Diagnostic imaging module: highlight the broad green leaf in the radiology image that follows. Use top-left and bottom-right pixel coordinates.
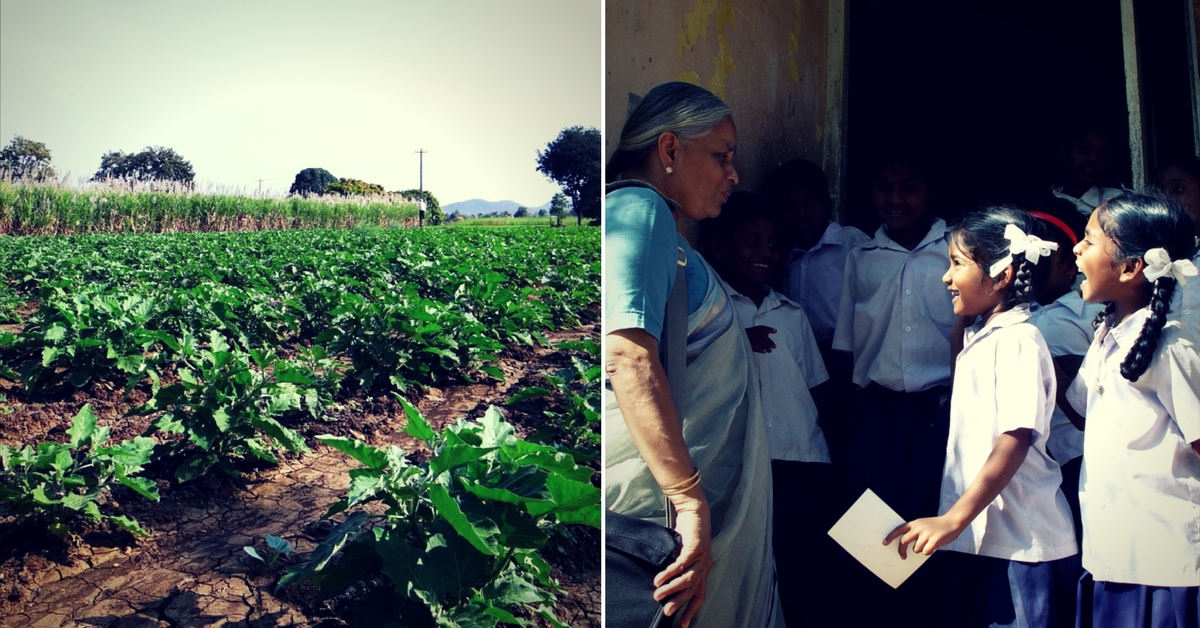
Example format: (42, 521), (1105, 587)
(427, 483), (499, 557)
(244, 546), (265, 563)
(480, 365), (505, 380)
(116, 470), (160, 501)
(505, 387), (550, 405)
(266, 534), (294, 554)
(106, 514), (151, 537)
(430, 443), (494, 476)
(250, 416), (308, 453)
(483, 571), (546, 606)
(347, 471), (383, 507)
(213, 407), (231, 432)
(61, 493), (89, 511)
(66, 404), (98, 448)
(176, 453), (217, 483)
(525, 474), (600, 527)
(44, 324), (67, 342)
(316, 435), (388, 470)
(396, 395), (434, 443)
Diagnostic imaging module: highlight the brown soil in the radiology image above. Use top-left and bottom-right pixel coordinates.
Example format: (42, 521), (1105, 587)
(0, 325), (600, 627)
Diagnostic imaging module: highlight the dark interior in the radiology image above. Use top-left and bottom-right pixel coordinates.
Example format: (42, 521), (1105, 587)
(845, 0), (1135, 231)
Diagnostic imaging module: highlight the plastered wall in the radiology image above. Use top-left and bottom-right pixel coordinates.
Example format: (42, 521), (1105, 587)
(605, 0), (831, 194)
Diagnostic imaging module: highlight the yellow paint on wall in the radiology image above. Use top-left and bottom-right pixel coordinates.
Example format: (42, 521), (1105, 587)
(675, 70), (703, 86)
(708, 0), (736, 99)
(678, 0), (718, 58)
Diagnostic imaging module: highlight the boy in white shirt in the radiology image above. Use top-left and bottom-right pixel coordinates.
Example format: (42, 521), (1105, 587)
(702, 192), (835, 628)
(767, 159), (869, 464)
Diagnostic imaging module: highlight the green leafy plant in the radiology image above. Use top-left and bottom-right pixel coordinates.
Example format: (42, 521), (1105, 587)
(507, 338), (600, 459)
(280, 400), (599, 627)
(0, 404), (158, 538)
(244, 533), (296, 569)
(132, 330), (310, 482)
(12, 284), (164, 394)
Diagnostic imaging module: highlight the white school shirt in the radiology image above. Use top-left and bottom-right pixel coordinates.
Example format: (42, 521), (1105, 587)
(1051, 185), (1122, 217)
(1028, 292), (1105, 463)
(832, 218), (957, 392)
(782, 222), (871, 344)
(940, 306), (1078, 562)
(1167, 249), (1200, 342)
(725, 281), (832, 462)
(1067, 310), (1200, 587)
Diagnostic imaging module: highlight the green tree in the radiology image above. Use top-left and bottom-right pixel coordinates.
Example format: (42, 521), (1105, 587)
(324, 178), (385, 196)
(289, 167), (337, 196)
(514, 206), (529, 217)
(549, 193), (569, 227)
(536, 126), (600, 225)
(397, 189), (445, 226)
(0, 135), (57, 182)
(92, 146), (195, 185)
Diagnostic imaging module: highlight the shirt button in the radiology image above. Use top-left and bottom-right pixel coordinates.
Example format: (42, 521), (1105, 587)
(905, 366), (912, 373)
(906, 326), (912, 332)
(905, 289), (912, 295)
(766, 421), (773, 428)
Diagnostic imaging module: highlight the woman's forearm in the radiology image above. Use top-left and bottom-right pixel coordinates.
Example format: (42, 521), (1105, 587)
(605, 328), (698, 488)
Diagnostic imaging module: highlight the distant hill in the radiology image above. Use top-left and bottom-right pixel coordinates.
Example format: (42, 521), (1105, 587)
(444, 198), (552, 216)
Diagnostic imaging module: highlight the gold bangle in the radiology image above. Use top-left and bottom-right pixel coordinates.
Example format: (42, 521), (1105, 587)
(661, 467), (701, 496)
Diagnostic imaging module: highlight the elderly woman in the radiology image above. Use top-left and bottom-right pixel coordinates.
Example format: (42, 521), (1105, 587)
(604, 82), (779, 628)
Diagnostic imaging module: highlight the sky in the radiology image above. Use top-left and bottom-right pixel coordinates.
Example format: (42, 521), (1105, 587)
(0, 1), (600, 206)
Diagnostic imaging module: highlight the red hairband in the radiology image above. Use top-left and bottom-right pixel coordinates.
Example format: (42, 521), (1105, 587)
(1028, 211), (1078, 247)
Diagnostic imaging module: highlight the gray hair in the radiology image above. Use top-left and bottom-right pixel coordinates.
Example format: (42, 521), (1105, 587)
(607, 82), (732, 181)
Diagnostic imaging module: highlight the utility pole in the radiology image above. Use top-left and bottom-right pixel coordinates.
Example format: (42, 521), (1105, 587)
(415, 149), (428, 227)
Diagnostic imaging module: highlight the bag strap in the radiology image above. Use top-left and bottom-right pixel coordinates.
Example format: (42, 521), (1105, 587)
(662, 246), (687, 407)
(661, 246), (687, 529)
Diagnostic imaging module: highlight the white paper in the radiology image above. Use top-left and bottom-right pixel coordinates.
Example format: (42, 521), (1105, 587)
(826, 489), (930, 589)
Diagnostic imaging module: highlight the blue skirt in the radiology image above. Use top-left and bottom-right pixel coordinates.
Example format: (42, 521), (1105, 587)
(1076, 571), (1199, 628)
(942, 552), (1081, 628)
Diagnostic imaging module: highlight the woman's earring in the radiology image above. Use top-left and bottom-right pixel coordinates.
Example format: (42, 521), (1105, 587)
(665, 166), (673, 174)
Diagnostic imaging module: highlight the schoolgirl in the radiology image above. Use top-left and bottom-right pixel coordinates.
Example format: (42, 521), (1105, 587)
(887, 208), (1080, 628)
(1066, 192), (1199, 628)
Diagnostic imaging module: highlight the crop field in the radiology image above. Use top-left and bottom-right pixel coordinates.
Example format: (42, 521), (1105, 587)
(0, 226), (601, 627)
(0, 180), (419, 235)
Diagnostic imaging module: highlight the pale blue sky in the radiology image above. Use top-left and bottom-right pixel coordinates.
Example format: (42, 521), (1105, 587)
(0, 1), (600, 205)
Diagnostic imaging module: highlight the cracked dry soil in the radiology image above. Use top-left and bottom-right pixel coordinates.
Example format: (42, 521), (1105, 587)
(0, 325), (600, 628)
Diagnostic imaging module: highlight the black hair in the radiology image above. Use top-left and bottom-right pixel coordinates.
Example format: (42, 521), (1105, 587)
(1093, 191), (1198, 381)
(1154, 155), (1200, 182)
(765, 159), (831, 207)
(951, 207), (1052, 309)
(700, 191), (784, 253)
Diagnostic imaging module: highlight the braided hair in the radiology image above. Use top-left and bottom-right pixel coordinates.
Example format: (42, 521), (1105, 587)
(1093, 192), (1198, 381)
(951, 207), (1052, 309)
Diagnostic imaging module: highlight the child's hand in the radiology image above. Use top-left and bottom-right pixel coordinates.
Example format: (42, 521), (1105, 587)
(883, 515), (963, 559)
(745, 326), (777, 353)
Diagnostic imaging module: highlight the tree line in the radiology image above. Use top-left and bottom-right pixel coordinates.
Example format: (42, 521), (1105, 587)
(0, 127), (600, 226)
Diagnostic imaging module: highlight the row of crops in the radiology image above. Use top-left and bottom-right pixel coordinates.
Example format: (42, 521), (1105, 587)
(0, 226), (600, 626)
(0, 180), (419, 235)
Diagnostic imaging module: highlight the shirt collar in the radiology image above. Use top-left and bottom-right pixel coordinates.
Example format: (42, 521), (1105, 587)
(1102, 307), (1152, 351)
(605, 179), (681, 213)
(791, 222), (841, 257)
(963, 304), (1033, 350)
(866, 217), (948, 252)
(724, 282), (795, 313)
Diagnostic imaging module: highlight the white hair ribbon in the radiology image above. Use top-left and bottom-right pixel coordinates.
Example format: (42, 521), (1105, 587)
(988, 224), (1059, 278)
(1143, 248), (1198, 286)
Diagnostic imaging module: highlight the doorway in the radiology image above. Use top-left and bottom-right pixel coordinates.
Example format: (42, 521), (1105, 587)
(843, 0), (1135, 231)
